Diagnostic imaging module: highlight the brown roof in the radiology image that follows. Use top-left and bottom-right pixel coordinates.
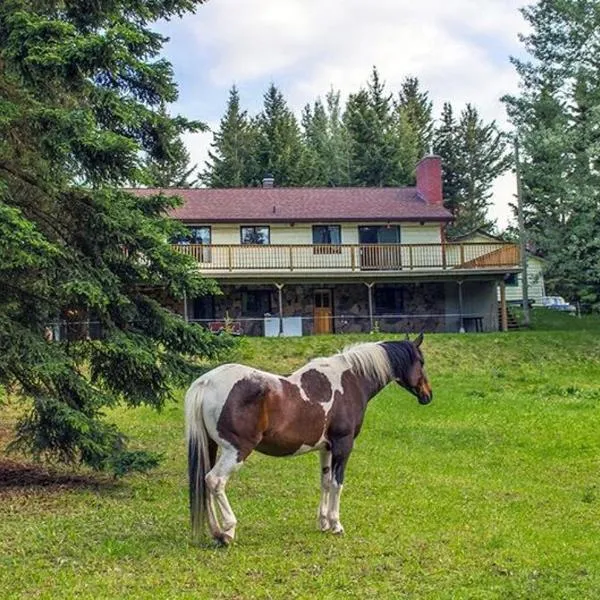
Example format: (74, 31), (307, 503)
(129, 187), (452, 223)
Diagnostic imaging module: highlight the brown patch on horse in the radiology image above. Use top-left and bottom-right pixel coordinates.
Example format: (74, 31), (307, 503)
(256, 379), (328, 456)
(326, 369), (376, 439)
(216, 377), (268, 461)
(300, 369), (332, 404)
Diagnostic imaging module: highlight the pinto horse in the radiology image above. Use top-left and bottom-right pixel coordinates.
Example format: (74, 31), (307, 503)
(185, 334), (432, 545)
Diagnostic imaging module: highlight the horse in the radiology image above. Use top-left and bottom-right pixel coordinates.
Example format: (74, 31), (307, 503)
(185, 334), (432, 545)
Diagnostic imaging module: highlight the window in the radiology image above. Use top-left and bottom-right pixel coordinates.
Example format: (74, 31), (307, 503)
(241, 226), (270, 245)
(173, 226), (211, 245)
(374, 286), (403, 315)
(312, 225), (341, 254)
(358, 225), (400, 244)
(505, 273), (519, 287)
(242, 290), (272, 316)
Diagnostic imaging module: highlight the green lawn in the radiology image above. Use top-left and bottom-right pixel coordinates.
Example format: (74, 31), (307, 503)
(1, 317), (600, 599)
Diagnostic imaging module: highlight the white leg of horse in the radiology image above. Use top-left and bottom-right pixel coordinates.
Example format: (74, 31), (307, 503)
(328, 435), (352, 535)
(205, 446), (242, 544)
(327, 481), (344, 534)
(317, 448), (332, 531)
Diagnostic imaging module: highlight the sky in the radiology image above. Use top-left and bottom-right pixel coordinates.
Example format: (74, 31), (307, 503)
(156, 0), (529, 230)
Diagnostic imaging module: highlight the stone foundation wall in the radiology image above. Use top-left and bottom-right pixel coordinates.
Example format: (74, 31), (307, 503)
(189, 282), (448, 336)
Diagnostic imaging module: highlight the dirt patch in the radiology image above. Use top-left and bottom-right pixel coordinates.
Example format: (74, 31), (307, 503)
(0, 459), (117, 496)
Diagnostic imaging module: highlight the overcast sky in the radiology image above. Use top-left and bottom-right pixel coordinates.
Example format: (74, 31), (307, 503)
(157, 0), (529, 229)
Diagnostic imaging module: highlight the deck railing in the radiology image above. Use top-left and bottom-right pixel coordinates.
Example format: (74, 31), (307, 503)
(172, 242), (520, 272)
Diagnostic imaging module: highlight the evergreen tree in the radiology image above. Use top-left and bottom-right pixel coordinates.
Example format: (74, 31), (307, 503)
(298, 90), (352, 186)
(202, 86), (260, 187)
(344, 67), (402, 186)
(433, 103), (462, 217)
(504, 0), (600, 308)
(256, 84), (304, 186)
(145, 104), (201, 187)
(434, 103), (511, 237)
(395, 77), (434, 182)
(0, 0), (229, 474)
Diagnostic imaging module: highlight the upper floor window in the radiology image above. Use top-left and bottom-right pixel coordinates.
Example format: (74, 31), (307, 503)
(173, 225), (211, 245)
(312, 225), (341, 254)
(241, 226), (270, 245)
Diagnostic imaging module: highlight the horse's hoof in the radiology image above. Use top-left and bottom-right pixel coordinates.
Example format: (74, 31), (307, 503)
(214, 533), (234, 547)
(318, 518), (331, 532)
(331, 524), (345, 535)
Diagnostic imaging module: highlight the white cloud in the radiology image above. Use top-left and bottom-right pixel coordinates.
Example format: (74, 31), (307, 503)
(169, 0), (528, 228)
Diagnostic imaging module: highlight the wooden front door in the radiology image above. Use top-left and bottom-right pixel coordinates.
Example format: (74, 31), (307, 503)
(314, 290), (333, 334)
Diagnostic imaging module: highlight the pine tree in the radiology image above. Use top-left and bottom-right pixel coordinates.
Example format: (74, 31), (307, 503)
(0, 0), (229, 474)
(202, 86), (260, 187)
(433, 103), (461, 217)
(503, 0), (600, 308)
(145, 104), (201, 187)
(298, 90), (352, 186)
(344, 67), (402, 186)
(434, 103), (511, 237)
(256, 84), (304, 186)
(395, 77), (434, 182)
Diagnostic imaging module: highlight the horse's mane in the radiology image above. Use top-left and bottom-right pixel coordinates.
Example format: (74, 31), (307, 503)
(337, 342), (393, 386)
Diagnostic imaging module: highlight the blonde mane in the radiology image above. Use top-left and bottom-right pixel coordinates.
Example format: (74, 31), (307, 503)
(337, 342), (393, 386)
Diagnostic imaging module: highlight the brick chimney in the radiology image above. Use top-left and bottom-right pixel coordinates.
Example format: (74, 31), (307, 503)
(415, 156), (443, 205)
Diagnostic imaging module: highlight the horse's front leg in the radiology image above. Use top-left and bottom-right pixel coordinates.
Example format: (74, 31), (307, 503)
(317, 447), (332, 531)
(328, 435), (353, 535)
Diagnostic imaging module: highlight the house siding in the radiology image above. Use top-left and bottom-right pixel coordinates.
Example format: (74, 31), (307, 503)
(185, 222), (443, 246)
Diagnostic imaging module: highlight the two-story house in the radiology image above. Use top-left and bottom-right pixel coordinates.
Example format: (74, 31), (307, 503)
(133, 156), (520, 336)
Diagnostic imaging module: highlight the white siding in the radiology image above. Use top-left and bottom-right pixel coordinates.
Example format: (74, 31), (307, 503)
(504, 257), (545, 304)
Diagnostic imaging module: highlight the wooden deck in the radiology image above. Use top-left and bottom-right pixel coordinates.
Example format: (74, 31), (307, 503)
(172, 242), (520, 274)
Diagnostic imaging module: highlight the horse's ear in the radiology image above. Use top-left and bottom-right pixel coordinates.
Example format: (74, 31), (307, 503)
(413, 332), (424, 347)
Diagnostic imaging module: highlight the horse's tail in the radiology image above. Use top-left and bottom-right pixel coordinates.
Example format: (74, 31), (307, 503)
(185, 378), (212, 544)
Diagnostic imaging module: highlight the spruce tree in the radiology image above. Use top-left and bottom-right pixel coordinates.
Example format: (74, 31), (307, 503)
(202, 86), (260, 187)
(395, 77), (434, 182)
(0, 0), (229, 474)
(434, 103), (511, 237)
(344, 67), (402, 186)
(504, 0), (600, 308)
(145, 104), (201, 187)
(256, 84), (304, 186)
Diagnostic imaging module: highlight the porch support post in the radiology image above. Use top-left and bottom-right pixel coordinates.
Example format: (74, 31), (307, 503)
(457, 280), (465, 333)
(275, 283), (285, 336)
(364, 282), (375, 332)
(183, 289), (189, 323)
(499, 279), (508, 332)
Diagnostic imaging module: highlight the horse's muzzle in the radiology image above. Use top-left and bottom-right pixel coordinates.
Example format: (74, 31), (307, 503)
(418, 391), (432, 405)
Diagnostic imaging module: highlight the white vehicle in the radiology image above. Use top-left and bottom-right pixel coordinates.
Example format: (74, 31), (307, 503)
(539, 296), (577, 314)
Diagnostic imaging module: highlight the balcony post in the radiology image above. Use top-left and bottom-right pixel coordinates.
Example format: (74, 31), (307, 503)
(228, 245), (233, 271)
(351, 246), (356, 271)
(499, 279), (508, 332)
(275, 282), (285, 336)
(289, 246), (293, 271)
(364, 282), (375, 332)
(458, 280), (465, 333)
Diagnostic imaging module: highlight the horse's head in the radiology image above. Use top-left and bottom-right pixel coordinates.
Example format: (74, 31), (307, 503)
(382, 334), (432, 405)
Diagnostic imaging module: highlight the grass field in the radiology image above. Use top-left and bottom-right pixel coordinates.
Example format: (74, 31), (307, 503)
(1, 313), (600, 599)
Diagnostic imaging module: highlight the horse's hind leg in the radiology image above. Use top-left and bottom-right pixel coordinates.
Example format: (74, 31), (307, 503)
(205, 446), (243, 545)
(317, 448), (332, 531)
